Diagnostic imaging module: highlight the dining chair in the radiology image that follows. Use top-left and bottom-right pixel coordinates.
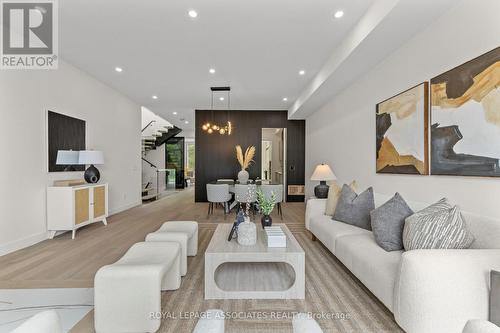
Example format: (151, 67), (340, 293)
(260, 184), (284, 219)
(234, 184), (257, 215)
(206, 184), (231, 218)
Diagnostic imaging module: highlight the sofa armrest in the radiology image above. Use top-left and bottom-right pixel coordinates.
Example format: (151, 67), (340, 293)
(394, 250), (500, 333)
(305, 198), (327, 230)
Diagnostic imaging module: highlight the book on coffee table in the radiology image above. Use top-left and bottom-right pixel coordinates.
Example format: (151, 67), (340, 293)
(264, 226), (287, 247)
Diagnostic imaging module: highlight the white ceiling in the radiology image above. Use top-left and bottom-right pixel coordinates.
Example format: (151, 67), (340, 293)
(59, 0), (374, 132)
(60, 0), (457, 134)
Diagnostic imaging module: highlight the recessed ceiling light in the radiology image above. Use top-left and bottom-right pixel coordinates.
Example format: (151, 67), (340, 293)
(173, 112), (178, 115)
(283, 97), (288, 102)
(115, 67), (123, 72)
(209, 68), (216, 74)
(219, 97), (224, 101)
(185, 120), (189, 124)
(152, 95), (158, 100)
(299, 70), (306, 76)
(334, 10), (344, 19)
(188, 10), (198, 18)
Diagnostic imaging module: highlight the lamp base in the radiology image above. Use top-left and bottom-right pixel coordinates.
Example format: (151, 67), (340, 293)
(314, 181), (329, 199)
(84, 164), (100, 184)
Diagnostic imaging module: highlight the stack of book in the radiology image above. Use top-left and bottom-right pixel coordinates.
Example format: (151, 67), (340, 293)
(264, 226), (287, 248)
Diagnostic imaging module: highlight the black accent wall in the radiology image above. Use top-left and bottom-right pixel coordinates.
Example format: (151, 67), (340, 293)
(195, 110), (305, 202)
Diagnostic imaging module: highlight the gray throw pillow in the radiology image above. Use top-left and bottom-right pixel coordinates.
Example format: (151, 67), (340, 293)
(403, 202), (475, 251)
(333, 185), (375, 230)
(370, 193), (414, 251)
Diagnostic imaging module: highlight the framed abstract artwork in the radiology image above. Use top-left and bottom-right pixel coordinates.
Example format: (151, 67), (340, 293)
(431, 47), (500, 177)
(376, 82), (429, 175)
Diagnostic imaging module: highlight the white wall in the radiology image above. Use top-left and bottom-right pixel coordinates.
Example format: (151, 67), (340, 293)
(306, 0), (500, 218)
(141, 106), (173, 137)
(0, 61), (142, 255)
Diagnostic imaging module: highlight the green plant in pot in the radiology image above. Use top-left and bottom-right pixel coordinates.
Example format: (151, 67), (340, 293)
(257, 190), (276, 229)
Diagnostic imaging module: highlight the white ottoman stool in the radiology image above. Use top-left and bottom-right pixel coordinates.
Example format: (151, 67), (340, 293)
(463, 320), (500, 333)
(157, 221), (198, 256)
(11, 310), (62, 333)
(193, 309), (225, 333)
(293, 313), (324, 333)
(94, 242), (181, 333)
(146, 231), (188, 276)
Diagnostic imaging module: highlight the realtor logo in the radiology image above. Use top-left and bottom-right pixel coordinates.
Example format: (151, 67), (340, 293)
(1, 0), (58, 69)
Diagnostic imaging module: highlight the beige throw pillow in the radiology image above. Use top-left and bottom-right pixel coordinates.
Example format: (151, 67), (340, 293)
(325, 180), (357, 216)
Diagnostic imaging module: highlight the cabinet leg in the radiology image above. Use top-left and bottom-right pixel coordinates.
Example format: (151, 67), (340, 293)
(48, 231), (57, 239)
(102, 218), (108, 226)
(72, 230), (76, 239)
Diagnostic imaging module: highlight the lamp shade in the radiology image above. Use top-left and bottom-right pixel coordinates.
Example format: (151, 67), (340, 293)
(56, 150), (79, 165)
(310, 164), (336, 181)
(78, 150), (104, 165)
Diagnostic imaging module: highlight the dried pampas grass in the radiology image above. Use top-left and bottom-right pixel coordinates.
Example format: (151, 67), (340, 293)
(235, 145), (255, 170)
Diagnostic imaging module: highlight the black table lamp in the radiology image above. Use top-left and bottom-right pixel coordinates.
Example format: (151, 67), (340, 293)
(78, 150), (104, 183)
(56, 150), (79, 171)
(310, 163), (336, 199)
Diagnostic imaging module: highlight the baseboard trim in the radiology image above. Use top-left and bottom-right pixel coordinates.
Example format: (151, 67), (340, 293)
(0, 232), (49, 257)
(0, 200), (142, 257)
(109, 200), (141, 216)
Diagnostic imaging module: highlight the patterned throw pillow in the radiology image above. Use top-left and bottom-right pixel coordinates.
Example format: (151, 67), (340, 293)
(333, 185), (375, 230)
(403, 199), (475, 250)
(325, 180), (357, 216)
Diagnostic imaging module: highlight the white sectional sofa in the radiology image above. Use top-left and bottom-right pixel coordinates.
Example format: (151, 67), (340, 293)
(306, 193), (500, 333)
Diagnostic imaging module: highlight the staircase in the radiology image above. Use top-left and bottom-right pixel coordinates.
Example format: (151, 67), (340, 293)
(141, 114), (182, 202)
(142, 121), (182, 154)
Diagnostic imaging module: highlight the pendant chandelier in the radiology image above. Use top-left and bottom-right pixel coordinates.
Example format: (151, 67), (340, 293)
(202, 86), (232, 135)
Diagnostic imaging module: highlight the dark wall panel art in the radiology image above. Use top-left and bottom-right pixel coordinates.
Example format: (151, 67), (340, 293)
(47, 111), (86, 172)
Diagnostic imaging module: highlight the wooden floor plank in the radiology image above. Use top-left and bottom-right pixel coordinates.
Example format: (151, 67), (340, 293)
(0, 187), (401, 332)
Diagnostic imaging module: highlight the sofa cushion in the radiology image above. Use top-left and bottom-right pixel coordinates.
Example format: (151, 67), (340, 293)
(325, 181), (356, 216)
(371, 193), (414, 251)
(333, 185), (375, 230)
(335, 233), (402, 311)
(310, 215), (370, 253)
(403, 204), (475, 250)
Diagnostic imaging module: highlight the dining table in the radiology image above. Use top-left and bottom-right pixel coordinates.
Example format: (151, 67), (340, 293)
(209, 179), (281, 212)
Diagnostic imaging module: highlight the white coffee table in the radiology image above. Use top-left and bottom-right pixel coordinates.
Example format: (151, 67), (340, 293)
(205, 223), (305, 299)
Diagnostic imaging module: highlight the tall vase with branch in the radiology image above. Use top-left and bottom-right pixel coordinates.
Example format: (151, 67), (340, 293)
(235, 145), (255, 184)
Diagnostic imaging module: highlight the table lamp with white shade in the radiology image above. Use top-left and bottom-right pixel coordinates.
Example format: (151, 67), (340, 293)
(56, 150), (80, 172)
(78, 150), (104, 183)
(310, 163), (336, 199)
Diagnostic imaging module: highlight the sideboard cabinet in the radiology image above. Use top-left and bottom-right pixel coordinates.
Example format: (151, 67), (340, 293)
(47, 183), (108, 239)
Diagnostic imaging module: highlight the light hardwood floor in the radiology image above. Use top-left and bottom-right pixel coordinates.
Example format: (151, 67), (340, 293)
(0, 187), (401, 332)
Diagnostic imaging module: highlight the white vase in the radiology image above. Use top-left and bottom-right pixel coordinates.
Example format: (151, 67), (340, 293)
(238, 169), (249, 184)
(237, 222), (257, 246)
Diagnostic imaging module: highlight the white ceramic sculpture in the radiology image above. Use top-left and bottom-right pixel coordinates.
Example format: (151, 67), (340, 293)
(237, 222), (256, 246)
